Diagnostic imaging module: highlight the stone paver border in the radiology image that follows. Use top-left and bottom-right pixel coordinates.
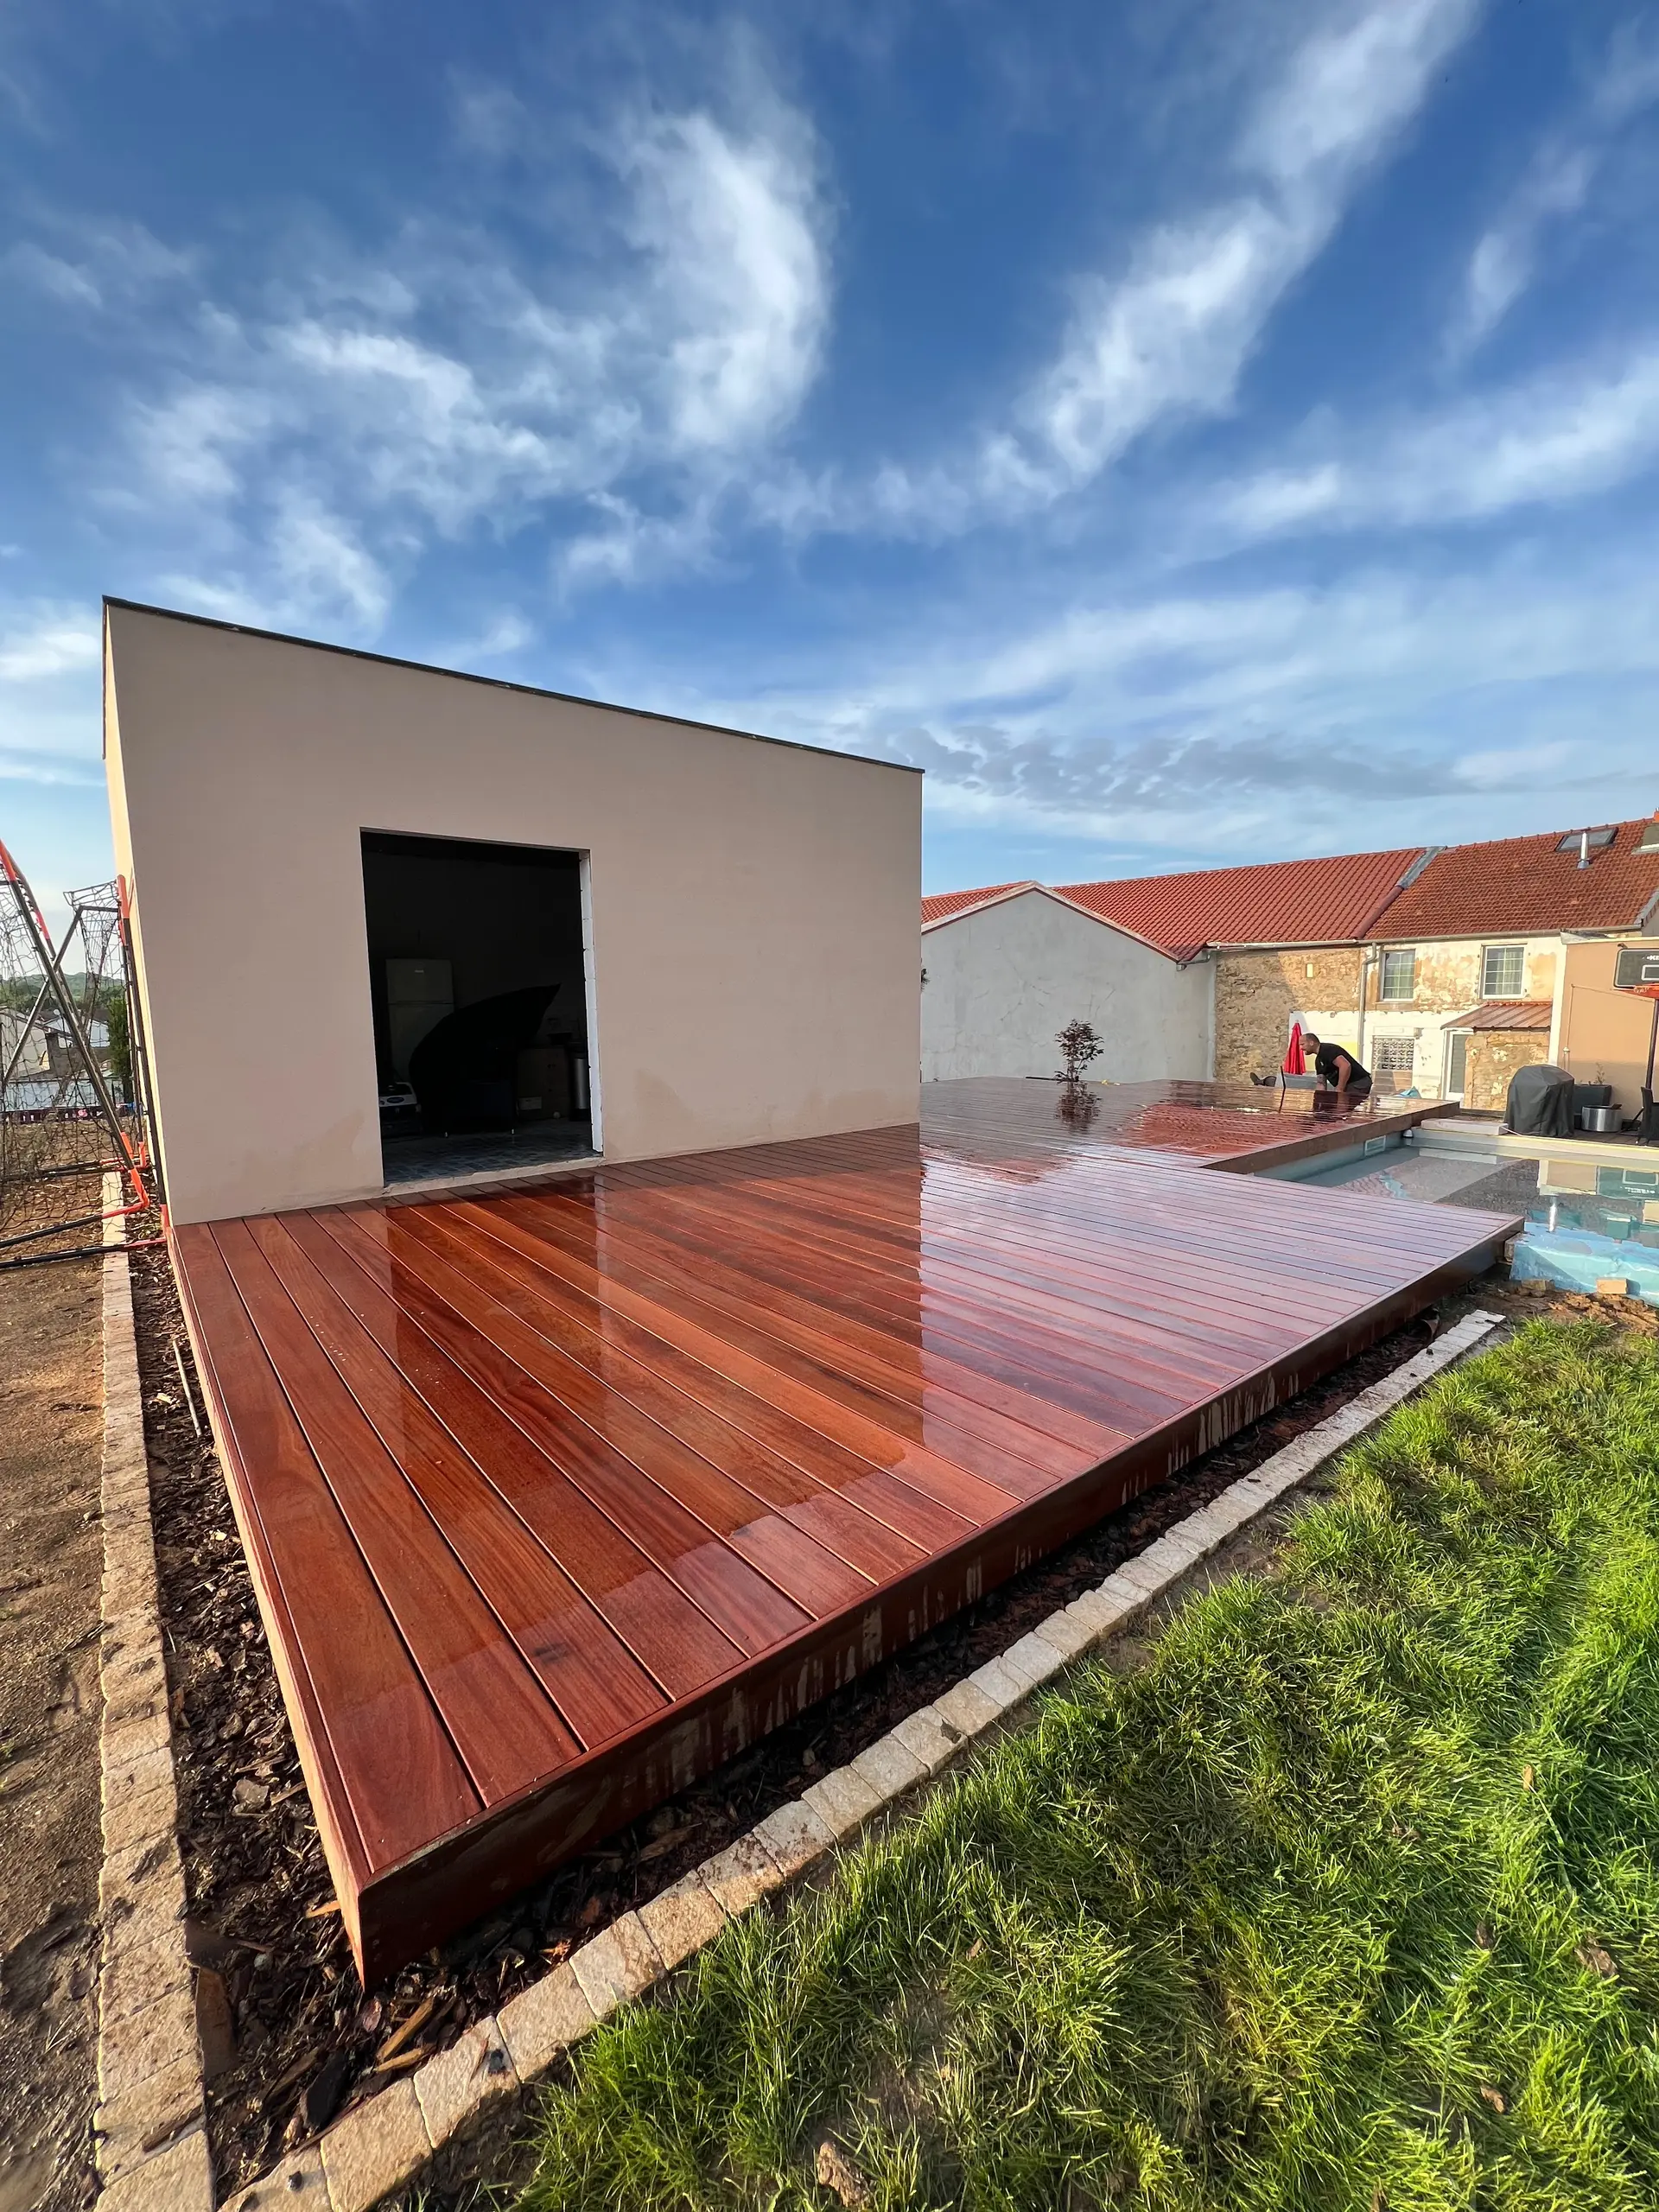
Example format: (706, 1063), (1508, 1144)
(93, 1177), (214, 2210)
(96, 1231), (1503, 2209)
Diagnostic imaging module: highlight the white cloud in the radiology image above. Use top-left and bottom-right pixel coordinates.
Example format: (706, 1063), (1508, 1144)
(56, 65), (830, 635)
(466, 609), (536, 659)
(1216, 341), (1659, 541)
(1450, 146), (1597, 359)
(676, 546), (1659, 855)
(769, 0), (1482, 541)
(620, 105), (828, 454)
(1032, 0), (1479, 484)
(130, 380), (274, 505)
(2, 220), (195, 315)
(0, 602), (100, 681)
(1447, 26), (1659, 358)
(0, 744), (103, 787)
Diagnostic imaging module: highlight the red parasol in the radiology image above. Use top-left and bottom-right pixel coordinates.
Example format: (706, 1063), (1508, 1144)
(1281, 1021), (1306, 1077)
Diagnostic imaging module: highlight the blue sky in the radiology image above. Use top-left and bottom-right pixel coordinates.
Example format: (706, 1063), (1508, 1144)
(3, 0), (1658, 929)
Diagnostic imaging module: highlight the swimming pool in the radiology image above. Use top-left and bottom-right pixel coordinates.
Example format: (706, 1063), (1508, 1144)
(1297, 1144), (1659, 1306)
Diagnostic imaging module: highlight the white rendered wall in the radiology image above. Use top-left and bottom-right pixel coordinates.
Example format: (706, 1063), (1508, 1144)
(920, 892), (1212, 1083)
(105, 604), (921, 1224)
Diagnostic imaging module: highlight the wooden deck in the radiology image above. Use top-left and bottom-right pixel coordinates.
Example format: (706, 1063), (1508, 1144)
(923, 1077), (1458, 1174)
(172, 1084), (1518, 1982)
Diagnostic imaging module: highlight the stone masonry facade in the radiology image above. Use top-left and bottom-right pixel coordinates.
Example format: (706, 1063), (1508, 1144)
(1213, 950), (1363, 1083)
(1463, 1031), (1550, 1113)
(1215, 938), (1560, 1099)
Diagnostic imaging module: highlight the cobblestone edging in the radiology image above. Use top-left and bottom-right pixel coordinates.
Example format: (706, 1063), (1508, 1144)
(93, 1180), (214, 2211)
(89, 1230), (1502, 2211)
(220, 1306), (1505, 2212)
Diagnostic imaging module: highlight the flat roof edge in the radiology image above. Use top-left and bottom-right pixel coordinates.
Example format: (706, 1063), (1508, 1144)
(101, 597), (923, 777)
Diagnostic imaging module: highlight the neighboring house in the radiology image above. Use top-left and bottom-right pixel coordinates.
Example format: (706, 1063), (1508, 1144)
(0, 1004), (57, 1077)
(922, 817), (1659, 1115)
(0, 1005), (26, 1072)
(1363, 817), (1659, 1113)
(920, 881), (1211, 1082)
(1056, 849), (1428, 1084)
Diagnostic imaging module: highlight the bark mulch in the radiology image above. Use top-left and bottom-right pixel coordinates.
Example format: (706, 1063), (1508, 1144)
(130, 1230), (1537, 2201)
(0, 1169), (107, 2212)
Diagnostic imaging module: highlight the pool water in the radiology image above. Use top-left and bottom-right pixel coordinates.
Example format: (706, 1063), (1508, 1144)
(1297, 1144), (1659, 1306)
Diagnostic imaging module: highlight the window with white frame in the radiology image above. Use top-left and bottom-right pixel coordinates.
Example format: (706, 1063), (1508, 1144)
(1481, 944), (1525, 998)
(1379, 948), (1415, 1001)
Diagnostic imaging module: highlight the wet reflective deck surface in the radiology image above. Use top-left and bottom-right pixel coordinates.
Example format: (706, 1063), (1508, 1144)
(924, 1076), (1459, 1171)
(173, 1080), (1517, 1980)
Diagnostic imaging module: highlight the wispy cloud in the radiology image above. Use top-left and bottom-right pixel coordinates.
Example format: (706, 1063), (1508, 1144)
(1029, 0), (1480, 485)
(0, 602), (100, 682)
(1446, 23), (1659, 359)
(3, 219), (196, 314)
(0, 744), (104, 787)
(1214, 340), (1659, 542)
(48, 54), (830, 630)
(759, 0), (1483, 541)
(689, 546), (1659, 853)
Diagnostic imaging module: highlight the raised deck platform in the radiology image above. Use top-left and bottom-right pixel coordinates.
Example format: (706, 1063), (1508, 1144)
(923, 1077), (1458, 1174)
(172, 1085), (1518, 1981)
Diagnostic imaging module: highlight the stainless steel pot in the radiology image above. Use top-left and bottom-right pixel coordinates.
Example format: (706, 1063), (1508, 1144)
(1580, 1104), (1621, 1133)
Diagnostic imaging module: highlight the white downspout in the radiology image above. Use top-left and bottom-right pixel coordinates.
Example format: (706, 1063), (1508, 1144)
(1356, 944), (1377, 1070)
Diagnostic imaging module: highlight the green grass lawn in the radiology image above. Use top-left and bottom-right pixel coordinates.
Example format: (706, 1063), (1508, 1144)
(514, 1321), (1659, 2212)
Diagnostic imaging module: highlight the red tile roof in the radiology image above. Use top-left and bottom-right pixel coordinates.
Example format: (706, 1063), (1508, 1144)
(1053, 849), (1423, 960)
(1451, 1001), (1553, 1032)
(1376, 817), (1659, 941)
(920, 880), (1034, 925)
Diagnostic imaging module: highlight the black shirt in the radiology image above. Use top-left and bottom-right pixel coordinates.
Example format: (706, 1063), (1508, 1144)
(1314, 1042), (1370, 1088)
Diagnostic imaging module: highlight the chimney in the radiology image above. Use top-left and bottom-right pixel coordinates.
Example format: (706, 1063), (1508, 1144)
(1580, 830), (1592, 869)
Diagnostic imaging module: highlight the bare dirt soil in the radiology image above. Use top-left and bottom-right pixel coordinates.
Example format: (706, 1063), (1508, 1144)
(0, 1204), (105, 2212)
(126, 1230), (1498, 2203)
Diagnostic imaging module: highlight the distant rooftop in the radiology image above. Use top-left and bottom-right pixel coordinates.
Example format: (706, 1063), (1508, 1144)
(1054, 849), (1422, 960)
(919, 880), (1035, 925)
(921, 815), (1659, 957)
(1377, 817), (1659, 941)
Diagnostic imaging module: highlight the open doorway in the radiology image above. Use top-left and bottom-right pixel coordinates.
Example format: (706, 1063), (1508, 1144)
(361, 830), (595, 1189)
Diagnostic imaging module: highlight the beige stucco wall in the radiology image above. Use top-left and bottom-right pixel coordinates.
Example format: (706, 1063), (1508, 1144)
(1559, 939), (1659, 1116)
(920, 891), (1211, 1082)
(105, 604), (921, 1224)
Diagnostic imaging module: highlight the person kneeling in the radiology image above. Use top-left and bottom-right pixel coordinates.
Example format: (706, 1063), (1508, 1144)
(1301, 1032), (1371, 1101)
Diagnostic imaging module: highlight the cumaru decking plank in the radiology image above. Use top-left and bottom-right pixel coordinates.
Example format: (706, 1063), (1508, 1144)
(215, 1219), (582, 1806)
(401, 1206), (937, 1584)
(170, 1080), (1518, 1980)
(498, 1187), (1113, 1485)
(280, 1210), (746, 1700)
(436, 1202), (979, 1557)
(456, 1196), (1025, 1525)
(354, 1207), (880, 1618)
(245, 1213), (666, 1752)
(176, 1224), (480, 1868)
(315, 1207), (820, 1652)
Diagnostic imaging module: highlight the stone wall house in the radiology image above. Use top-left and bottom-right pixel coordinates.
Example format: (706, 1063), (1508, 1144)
(1366, 817), (1659, 1114)
(921, 815), (1659, 1115)
(1057, 850), (1427, 1084)
(1085, 818), (1659, 1109)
